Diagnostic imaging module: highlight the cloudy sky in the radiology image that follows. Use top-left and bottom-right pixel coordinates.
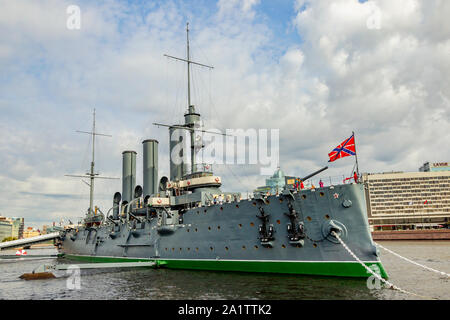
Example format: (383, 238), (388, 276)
(0, 0), (449, 228)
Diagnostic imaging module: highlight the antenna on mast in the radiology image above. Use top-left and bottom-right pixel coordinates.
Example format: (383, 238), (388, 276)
(65, 109), (118, 215)
(163, 22), (214, 109)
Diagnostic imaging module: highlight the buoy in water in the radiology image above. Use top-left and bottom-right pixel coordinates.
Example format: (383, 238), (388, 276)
(15, 249), (27, 256)
(19, 272), (56, 280)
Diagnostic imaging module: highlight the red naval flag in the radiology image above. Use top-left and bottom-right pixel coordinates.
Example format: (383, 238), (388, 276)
(328, 134), (356, 162)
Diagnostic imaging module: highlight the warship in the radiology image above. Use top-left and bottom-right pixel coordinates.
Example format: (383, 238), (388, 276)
(58, 24), (388, 278)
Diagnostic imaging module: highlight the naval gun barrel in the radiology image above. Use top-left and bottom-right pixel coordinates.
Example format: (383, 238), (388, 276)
(300, 166), (328, 182)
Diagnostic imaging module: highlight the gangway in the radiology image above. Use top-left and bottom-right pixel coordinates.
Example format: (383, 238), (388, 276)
(0, 232), (60, 250)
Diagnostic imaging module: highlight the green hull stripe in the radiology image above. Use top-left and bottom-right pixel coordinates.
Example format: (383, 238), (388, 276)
(63, 254), (388, 278)
(64, 254), (152, 263)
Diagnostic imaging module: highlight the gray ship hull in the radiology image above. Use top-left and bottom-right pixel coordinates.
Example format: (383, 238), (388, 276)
(60, 183), (388, 278)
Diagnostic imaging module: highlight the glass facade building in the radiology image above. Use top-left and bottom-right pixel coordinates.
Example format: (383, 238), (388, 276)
(0, 221), (13, 241)
(254, 168), (286, 194)
(0, 216), (24, 240)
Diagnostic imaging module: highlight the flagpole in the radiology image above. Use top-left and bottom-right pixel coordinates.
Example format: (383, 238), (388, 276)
(353, 131), (360, 177)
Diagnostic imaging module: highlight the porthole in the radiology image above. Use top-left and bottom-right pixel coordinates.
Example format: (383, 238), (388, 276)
(187, 229), (190, 232)
(208, 226), (211, 231)
(220, 207), (223, 211)
(195, 247), (199, 251)
(187, 248), (190, 251)
(325, 214), (330, 219)
(217, 226), (221, 230)
(238, 224), (242, 228)
(250, 222), (255, 227)
(276, 220), (281, 224)
(210, 247), (214, 251)
(179, 248), (182, 251)
(306, 216), (312, 221)
(252, 202), (256, 206)
(281, 244), (286, 248)
(320, 192), (325, 197)
(242, 245), (246, 250)
(195, 228), (198, 232)
(225, 246), (229, 251)
(254, 245), (259, 249)
(279, 198), (283, 203)
(313, 243), (318, 248)
(302, 195), (307, 199)
(236, 204), (239, 208)
(204, 209), (207, 213)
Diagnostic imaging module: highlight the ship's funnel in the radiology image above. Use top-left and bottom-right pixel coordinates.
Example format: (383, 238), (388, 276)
(113, 192), (121, 220)
(142, 139), (158, 198)
(122, 150), (137, 204)
(169, 127), (184, 181)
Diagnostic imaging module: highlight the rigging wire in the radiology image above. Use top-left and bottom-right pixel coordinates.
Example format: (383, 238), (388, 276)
(80, 133), (91, 177)
(203, 64), (250, 191)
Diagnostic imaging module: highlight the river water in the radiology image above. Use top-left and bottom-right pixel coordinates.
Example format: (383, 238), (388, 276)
(0, 241), (448, 300)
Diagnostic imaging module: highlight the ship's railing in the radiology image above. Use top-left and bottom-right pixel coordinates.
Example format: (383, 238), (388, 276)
(251, 174), (361, 197)
(301, 173), (361, 188)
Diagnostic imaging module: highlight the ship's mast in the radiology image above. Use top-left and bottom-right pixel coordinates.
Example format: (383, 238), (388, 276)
(163, 22), (214, 175)
(88, 109), (97, 215)
(66, 109), (117, 215)
(185, 23), (195, 173)
(186, 22), (191, 108)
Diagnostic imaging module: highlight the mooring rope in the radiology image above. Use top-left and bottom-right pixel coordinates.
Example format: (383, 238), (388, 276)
(374, 242), (450, 278)
(331, 231), (437, 300)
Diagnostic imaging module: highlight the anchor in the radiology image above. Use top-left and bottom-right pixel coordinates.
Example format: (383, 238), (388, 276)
(285, 202), (305, 246)
(256, 207), (275, 248)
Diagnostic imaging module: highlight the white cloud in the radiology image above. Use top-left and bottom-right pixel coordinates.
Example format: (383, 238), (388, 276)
(292, 0), (450, 169)
(217, 0), (261, 19)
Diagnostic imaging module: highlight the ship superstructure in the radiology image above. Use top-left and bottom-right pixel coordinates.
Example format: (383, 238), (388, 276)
(58, 24), (387, 278)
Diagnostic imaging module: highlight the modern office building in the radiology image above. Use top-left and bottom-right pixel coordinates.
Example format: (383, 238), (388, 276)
(10, 217), (24, 239)
(0, 220), (13, 241)
(0, 216), (24, 240)
(362, 170), (450, 230)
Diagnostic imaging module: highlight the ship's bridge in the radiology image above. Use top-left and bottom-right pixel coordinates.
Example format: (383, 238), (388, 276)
(166, 163), (221, 190)
(183, 163), (214, 177)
